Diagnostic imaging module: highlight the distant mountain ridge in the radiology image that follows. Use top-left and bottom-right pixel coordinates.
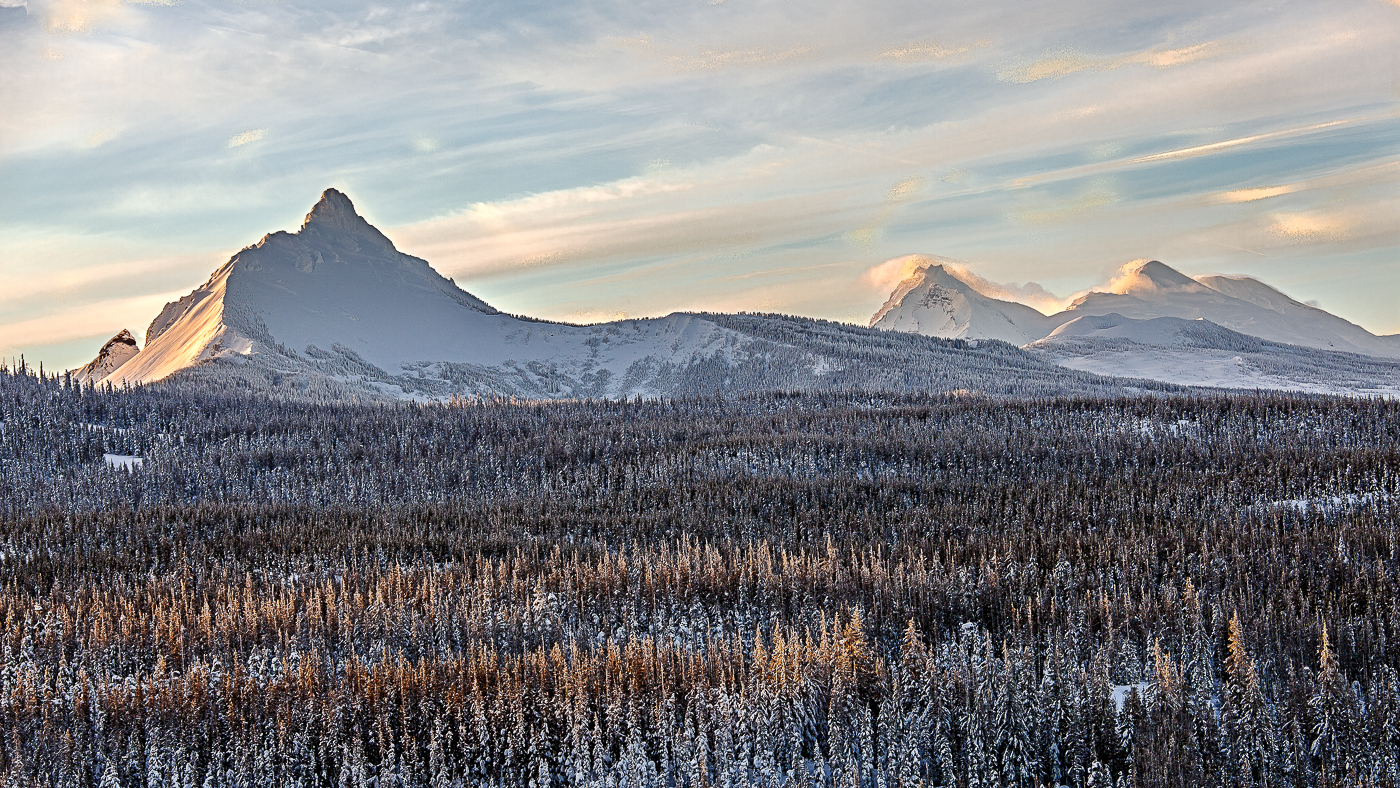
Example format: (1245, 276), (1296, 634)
(869, 257), (1400, 395)
(874, 258), (1400, 359)
(75, 190), (1145, 400)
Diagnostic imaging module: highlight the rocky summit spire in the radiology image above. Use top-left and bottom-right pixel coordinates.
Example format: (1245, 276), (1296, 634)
(298, 189), (397, 251)
(302, 189), (363, 231)
(73, 329), (140, 384)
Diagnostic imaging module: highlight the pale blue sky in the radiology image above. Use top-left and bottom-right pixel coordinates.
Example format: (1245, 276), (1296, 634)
(2, 0), (1397, 369)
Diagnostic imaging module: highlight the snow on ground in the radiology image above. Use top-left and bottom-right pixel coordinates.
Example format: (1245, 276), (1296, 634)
(103, 454), (144, 471)
(1112, 683), (1151, 712)
(1045, 346), (1400, 397)
(1265, 492), (1392, 513)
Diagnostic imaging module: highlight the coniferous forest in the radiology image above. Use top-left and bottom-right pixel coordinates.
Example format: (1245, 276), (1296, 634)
(3, 363), (1400, 787)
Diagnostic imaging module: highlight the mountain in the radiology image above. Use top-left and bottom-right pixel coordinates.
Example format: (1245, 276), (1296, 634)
(870, 257), (1400, 393)
(71, 329), (139, 384)
(1027, 313), (1400, 397)
(92, 190), (1146, 400)
(1058, 262), (1400, 358)
(1193, 274), (1400, 358)
(869, 262), (1053, 345)
(872, 258), (1400, 357)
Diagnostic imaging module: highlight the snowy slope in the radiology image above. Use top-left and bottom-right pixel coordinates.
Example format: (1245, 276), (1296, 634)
(72, 329), (140, 384)
(869, 263), (1053, 345)
(97, 190), (1131, 400)
(1194, 274), (1400, 358)
(1028, 313), (1400, 397)
(1040, 313), (1246, 347)
(109, 261), (252, 385)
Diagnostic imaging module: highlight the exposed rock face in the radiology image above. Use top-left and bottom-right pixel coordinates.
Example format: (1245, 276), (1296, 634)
(72, 329), (140, 384)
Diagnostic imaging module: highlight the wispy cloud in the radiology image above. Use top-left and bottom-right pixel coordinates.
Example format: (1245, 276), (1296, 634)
(999, 41), (1222, 83)
(227, 129), (266, 148)
(1214, 185), (1300, 204)
(1011, 117), (1374, 189)
(877, 40), (984, 63)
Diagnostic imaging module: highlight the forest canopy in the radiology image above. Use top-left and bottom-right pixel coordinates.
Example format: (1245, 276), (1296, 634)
(1, 364), (1398, 787)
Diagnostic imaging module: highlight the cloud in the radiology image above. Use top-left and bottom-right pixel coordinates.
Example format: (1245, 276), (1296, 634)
(1211, 160), (1400, 204)
(1099, 258), (1159, 294)
(227, 129), (266, 148)
(82, 127), (117, 147)
(844, 177), (926, 246)
(0, 252), (198, 308)
(0, 290), (180, 348)
(999, 42), (1221, 83)
(860, 253), (929, 293)
(1011, 117), (1373, 189)
(1268, 212), (1357, 244)
(877, 40), (983, 63)
(1016, 188), (1117, 225)
(30, 0), (174, 33)
(1213, 184), (1299, 203)
(606, 34), (816, 74)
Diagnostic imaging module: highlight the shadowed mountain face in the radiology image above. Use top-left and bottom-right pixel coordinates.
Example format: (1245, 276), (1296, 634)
(873, 259), (1400, 360)
(82, 190), (1139, 401)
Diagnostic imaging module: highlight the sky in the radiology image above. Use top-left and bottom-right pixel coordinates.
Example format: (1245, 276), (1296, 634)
(2, 0), (1397, 370)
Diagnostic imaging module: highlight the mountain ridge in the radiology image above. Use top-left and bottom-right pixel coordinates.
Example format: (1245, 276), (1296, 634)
(77, 190), (1148, 401)
(873, 258), (1400, 360)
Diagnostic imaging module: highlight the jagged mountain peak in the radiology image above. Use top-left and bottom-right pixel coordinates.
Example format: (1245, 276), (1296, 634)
(106, 328), (138, 347)
(869, 259), (1053, 345)
(72, 328), (140, 384)
(1134, 260), (1196, 287)
(302, 188), (359, 229)
(292, 188), (397, 253)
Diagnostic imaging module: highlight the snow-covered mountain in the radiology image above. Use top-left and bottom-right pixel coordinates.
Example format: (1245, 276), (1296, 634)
(90, 190), (1135, 400)
(1058, 261), (1400, 358)
(869, 262), (1053, 345)
(874, 258), (1400, 359)
(871, 257), (1400, 394)
(72, 329), (139, 384)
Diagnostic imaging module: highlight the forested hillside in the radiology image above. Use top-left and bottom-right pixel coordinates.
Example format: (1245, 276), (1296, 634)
(2, 363), (1399, 787)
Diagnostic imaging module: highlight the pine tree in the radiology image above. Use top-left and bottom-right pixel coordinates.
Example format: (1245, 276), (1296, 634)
(100, 760), (123, 788)
(1311, 626), (1355, 783)
(1221, 613), (1275, 786)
